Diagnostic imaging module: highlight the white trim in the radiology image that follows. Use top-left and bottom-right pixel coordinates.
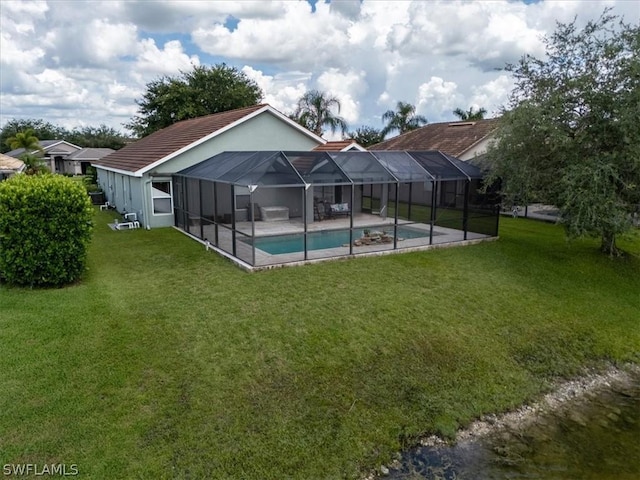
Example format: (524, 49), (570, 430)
(135, 105), (326, 176)
(151, 179), (173, 216)
(341, 142), (366, 152)
(92, 163), (143, 177)
(39, 140), (82, 153)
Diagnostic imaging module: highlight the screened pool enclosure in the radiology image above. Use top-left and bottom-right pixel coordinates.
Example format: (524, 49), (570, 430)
(173, 151), (499, 268)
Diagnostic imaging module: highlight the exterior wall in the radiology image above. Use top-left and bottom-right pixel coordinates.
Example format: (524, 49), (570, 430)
(148, 112), (320, 176)
(60, 159), (82, 175)
(252, 187), (304, 219)
(48, 144), (80, 155)
(96, 168), (144, 223)
(459, 136), (495, 161)
(47, 144), (82, 174)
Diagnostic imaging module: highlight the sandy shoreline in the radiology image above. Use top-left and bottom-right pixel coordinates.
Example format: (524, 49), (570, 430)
(369, 362), (640, 478)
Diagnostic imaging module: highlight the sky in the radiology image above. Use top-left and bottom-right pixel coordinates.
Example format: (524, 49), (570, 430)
(0, 0), (638, 139)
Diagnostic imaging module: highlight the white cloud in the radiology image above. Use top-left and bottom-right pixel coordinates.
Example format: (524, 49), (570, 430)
(316, 69), (367, 125)
(135, 39), (200, 76)
(192, 2), (352, 68)
(1, 0), (49, 17)
(33, 18), (137, 68)
(0, 31), (45, 69)
(86, 20), (139, 64)
(417, 76), (461, 120)
(123, 0), (288, 32)
(241, 66), (309, 114)
(469, 75), (513, 117)
(0, 0), (637, 135)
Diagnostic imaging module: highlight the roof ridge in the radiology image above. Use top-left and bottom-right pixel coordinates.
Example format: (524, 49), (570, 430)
(176, 103), (268, 123)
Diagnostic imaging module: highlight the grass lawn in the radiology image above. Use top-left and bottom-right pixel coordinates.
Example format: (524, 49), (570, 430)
(1, 210), (639, 479)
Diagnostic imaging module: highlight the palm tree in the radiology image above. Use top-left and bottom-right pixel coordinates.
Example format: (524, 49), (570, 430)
(453, 106), (487, 121)
(6, 128), (42, 153)
(6, 129), (47, 174)
(381, 101), (427, 137)
(293, 90), (348, 136)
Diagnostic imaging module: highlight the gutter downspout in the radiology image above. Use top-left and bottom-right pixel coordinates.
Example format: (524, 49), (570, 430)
(142, 178), (152, 229)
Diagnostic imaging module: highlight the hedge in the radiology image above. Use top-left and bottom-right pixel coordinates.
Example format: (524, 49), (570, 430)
(0, 174), (93, 287)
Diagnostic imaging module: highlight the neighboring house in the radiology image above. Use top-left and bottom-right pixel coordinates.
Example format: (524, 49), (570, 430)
(0, 153), (25, 180)
(65, 148), (115, 175)
(371, 118), (500, 161)
(372, 119), (501, 211)
(313, 140), (366, 152)
(6, 139), (83, 174)
(91, 104), (326, 229)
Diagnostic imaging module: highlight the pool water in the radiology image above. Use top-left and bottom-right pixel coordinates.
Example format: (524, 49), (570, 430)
(249, 226), (432, 255)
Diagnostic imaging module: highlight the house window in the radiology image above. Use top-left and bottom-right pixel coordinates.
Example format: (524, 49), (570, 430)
(152, 181), (172, 215)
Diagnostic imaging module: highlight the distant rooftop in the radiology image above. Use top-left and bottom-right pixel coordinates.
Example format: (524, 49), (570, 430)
(371, 118), (500, 157)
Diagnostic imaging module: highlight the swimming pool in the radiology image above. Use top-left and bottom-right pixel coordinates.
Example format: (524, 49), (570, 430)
(247, 226), (434, 255)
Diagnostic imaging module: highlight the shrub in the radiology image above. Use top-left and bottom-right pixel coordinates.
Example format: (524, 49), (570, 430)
(0, 174), (93, 287)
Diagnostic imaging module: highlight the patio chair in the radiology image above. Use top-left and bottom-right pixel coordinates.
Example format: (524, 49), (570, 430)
(314, 201), (326, 221)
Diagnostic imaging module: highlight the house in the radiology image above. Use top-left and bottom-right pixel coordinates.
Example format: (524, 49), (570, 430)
(65, 148), (115, 175)
(6, 140), (83, 174)
(91, 104), (326, 229)
(371, 118), (500, 161)
(0, 153), (25, 180)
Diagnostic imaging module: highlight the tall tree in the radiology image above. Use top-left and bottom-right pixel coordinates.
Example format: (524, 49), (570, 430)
(453, 106), (487, 121)
(1, 119), (67, 153)
(126, 64), (263, 137)
(5, 129), (48, 174)
(486, 11), (640, 256)
(348, 126), (385, 148)
(67, 125), (129, 150)
(291, 90), (348, 136)
(381, 101), (427, 137)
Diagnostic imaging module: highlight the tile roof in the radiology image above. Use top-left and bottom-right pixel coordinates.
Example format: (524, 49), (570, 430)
(5, 140), (81, 158)
(313, 140), (365, 152)
(371, 118), (500, 156)
(66, 148), (115, 160)
(0, 153), (25, 171)
(92, 104), (272, 174)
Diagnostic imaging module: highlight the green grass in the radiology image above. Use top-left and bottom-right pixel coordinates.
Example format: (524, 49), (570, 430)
(1, 210), (639, 479)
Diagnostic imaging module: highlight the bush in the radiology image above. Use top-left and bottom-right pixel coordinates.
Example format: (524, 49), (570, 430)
(0, 174), (93, 287)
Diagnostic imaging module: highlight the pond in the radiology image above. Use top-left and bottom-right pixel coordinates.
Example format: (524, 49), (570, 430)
(387, 367), (640, 480)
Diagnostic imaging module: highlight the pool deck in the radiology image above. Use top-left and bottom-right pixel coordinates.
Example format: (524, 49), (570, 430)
(234, 213), (400, 236)
(190, 213), (493, 269)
